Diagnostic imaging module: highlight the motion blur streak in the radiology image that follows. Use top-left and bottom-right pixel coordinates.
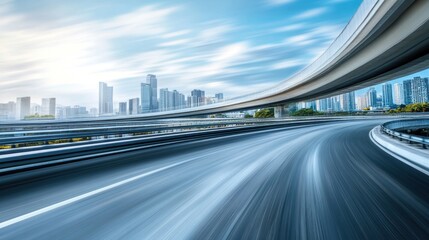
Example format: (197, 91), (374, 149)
(0, 120), (428, 239)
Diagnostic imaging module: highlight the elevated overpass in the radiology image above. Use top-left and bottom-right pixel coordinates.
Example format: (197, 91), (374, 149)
(145, 0), (429, 118)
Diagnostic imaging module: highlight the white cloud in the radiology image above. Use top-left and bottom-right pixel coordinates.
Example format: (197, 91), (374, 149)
(158, 39), (191, 47)
(270, 59), (306, 70)
(102, 5), (179, 38)
(161, 30), (191, 39)
(293, 7), (327, 20)
(265, 0), (295, 6)
(273, 23), (305, 33)
(0, 5), (179, 106)
(0, 1), (342, 107)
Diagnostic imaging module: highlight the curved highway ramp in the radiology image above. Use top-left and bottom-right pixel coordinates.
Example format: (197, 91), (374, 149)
(0, 119), (428, 239)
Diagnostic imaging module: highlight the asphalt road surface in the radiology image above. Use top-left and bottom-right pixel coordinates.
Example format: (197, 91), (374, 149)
(0, 120), (428, 240)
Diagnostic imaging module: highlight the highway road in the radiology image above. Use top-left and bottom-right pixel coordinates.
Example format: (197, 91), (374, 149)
(0, 120), (428, 239)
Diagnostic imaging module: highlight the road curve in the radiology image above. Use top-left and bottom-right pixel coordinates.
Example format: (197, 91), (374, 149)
(0, 120), (428, 240)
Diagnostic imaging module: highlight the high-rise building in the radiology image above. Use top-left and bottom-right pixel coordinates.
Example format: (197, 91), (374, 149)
(393, 83), (404, 105)
(411, 76), (429, 103)
(191, 89), (205, 107)
(403, 79), (412, 105)
(316, 98), (328, 111)
(146, 74), (158, 110)
(340, 92), (355, 111)
(16, 97), (31, 120)
(128, 98), (139, 115)
(305, 101), (316, 110)
(178, 93), (186, 109)
(366, 88), (377, 108)
(159, 88), (170, 111)
(169, 90), (186, 109)
(0, 101), (16, 119)
(356, 95), (368, 110)
(99, 82), (113, 115)
(89, 108), (98, 117)
(141, 82), (151, 113)
(119, 102), (127, 115)
(215, 93), (224, 101)
(326, 97), (334, 112)
(42, 98), (56, 116)
(186, 96), (192, 108)
(63, 105), (88, 118)
(381, 83), (393, 107)
(31, 104), (41, 115)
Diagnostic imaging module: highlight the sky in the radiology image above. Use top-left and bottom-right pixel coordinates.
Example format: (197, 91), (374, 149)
(0, 0), (427, 108)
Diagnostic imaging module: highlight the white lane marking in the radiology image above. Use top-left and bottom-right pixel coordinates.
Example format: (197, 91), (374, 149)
(0, 159), (192, 229)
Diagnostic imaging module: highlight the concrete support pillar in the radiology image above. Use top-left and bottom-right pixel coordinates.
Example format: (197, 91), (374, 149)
(274, 105), (287, 118)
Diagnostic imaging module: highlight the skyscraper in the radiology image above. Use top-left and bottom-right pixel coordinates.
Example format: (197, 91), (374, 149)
(340, 91), (355, 111)
(42, 98), (56, 116)
(403, 79), (412, 104)
(159, 88), (170, 111)
(128, 98), (139, 115)
(119, 102), (127, 115)
(316, 98), (328, 111)
(305, 101), (316, 110)
(146, 74), (158, 110)
(215, 93), (224, 101)
(411, 77), (429, 103)
(141, 82), (151, 113)
(0, 101), (16, 119)
(381, 83), (393, 107)
(366, 88), (377, 108)
(16, 97), (31, 120)
(99, 82), (113, 115)
(356, 95), (368, 110)
(191, 89), (205, 107)
(393, 83), (404, 105)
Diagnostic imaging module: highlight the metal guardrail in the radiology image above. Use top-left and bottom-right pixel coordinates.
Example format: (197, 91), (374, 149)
(381, 119), (429, 149)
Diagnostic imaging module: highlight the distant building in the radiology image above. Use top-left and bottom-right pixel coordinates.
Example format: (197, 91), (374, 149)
(356, 95), (368, 110)
(340, 91), (355, 111)
(119, 102), (127, 115)
(316, 98), (328, 111)
(16, 97), (31, 120)
(146, 74), (158, 110)
(141, 82), (151, 113)
(191, 89), (205, 107)
(393, 83), (404, 105)
(159, 88), (171, 111)
(128, 98), (139, 115)
(411, 77), (429, 103)
(186, 96), (192, 108)
(0, 101), (16, 119)
(366, 88), (377, 108)
(403, 79), (413, 105)
(42, 98), (56, 116)
(61, 105), (88, 119)
(381, 83), (393, 107)
(89, 108), (98, 117)
(305, 101), (316, 110)
(99, 82), (113, 115)
(215, 93), (224, 101)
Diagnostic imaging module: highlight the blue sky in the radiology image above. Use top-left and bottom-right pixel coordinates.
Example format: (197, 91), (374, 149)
(1, 0), (426, 107)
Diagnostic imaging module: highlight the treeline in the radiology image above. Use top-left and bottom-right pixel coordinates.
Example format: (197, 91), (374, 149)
(389, 102), (429, 113)
(24, 114), (55, 120)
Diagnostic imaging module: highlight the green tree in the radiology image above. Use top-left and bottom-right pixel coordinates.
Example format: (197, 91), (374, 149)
(254, 108), (274, 118)
(292, 108), (320, 116)
(244, 113), (253, 118)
